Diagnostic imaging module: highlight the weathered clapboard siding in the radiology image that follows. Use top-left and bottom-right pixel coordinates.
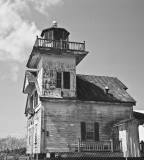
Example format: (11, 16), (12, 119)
(27, 116), (34, 154)
(27, 105), (42, 154)
(41, 100), (133, 152)
(34, 108), (42, 153)
(23, 23), (139, 158)
(37, 58), (43, 95)
(115, 119), (140, 157)
(41, 54), (76, 98)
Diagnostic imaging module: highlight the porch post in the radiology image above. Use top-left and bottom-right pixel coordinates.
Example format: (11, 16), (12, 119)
(78, 138), (81, 152)
(110, 139), (113, 152)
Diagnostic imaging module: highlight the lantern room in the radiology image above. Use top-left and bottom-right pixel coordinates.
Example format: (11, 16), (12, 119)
(41, 21), (70, 41)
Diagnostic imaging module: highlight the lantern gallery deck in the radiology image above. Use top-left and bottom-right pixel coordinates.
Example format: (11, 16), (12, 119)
(34, 37), (85, 51)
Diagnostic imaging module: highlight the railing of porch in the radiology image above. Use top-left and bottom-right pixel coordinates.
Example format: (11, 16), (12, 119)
(78, 139), (121, 152)
(34, 37), (85, 51)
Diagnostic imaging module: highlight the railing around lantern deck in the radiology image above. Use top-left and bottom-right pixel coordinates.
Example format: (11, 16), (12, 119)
(78, 139), (122, 152)
(34, 37), (85, 51)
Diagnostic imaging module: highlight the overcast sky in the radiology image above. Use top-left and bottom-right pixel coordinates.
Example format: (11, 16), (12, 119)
(0, 0), (144, 139)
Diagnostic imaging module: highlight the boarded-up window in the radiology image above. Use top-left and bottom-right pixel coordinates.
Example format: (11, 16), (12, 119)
(81, 122), (99, 141)
(56, 72), (62, 88)
(63, 72), (70, 89)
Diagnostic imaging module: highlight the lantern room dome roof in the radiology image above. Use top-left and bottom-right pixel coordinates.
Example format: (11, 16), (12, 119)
(41, 27), (70, 37)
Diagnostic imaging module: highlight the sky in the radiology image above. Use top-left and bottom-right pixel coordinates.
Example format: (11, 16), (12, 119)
(0, 0), (144, 139)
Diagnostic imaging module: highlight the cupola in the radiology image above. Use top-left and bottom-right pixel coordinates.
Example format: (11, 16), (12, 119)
(41, 21), (70, 41)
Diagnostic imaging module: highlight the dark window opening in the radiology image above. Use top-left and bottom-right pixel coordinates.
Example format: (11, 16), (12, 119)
(81, 122), (99, 141)
(63, 72), (70, 89)
(56, 72), (62, 88)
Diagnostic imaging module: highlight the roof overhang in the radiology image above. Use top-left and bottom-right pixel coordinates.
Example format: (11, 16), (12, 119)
(113, 118), (139, 127)
(27, 47), (89, 68)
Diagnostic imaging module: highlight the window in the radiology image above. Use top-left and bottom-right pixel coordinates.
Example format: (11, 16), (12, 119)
(34, 91), (38, 108)
(30, 96), (34, 109)
(56, 72), (62, 88)
(56, 72), (71, 89)
(35, 124), (37, 144)
(63, 72), (70, 89)
(86, 123), (94, 140)
(81, 122), (99, 141)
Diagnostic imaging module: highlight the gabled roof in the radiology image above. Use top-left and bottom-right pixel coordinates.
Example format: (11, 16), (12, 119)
(76, 74), (136, 104)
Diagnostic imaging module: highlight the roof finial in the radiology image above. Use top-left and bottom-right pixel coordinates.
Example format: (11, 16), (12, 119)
(52, 21), (58, 28)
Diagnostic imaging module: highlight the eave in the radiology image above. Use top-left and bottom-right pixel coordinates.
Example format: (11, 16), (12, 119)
(39, 96), (135, 106)
(26, 46), (88, 68)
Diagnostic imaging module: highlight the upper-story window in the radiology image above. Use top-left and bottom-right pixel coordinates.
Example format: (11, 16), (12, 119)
(56, 71), (70, 89)
(30, 96), (34, 109)
(34, 91), (38, 108)
(29, 91), (38, 110)
(56, 72), (62, 88)
(63, 72), (70, 89)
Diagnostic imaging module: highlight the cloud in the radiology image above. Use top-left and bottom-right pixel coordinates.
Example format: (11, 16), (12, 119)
(28, 0), (62, 15)
(1, 63), (19, 82)
(0, 0), (40, 63)
(0, 0), (62, 81)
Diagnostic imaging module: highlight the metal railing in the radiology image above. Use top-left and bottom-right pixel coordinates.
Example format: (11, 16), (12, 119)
(34, 37), (85, 51)
(78, 139), (122, 152)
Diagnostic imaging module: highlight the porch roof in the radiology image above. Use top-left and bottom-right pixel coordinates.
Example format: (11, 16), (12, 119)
(133, 111), (144, 125)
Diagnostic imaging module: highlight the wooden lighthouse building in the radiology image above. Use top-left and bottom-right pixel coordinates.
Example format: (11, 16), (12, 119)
(23, 22), (143, 158)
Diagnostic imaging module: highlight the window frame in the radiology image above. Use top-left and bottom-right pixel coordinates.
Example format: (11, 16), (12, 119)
(34, 91), (38, 108)
(86, 122), (95, 141)
(56, 72), (62, 88)
(56, 71), (71, 89)
(81, 122), (99, 141)
(63, 71), (70, 89)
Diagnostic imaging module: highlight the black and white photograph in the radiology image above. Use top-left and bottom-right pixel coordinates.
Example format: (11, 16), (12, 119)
(0, 0), (144, 159)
